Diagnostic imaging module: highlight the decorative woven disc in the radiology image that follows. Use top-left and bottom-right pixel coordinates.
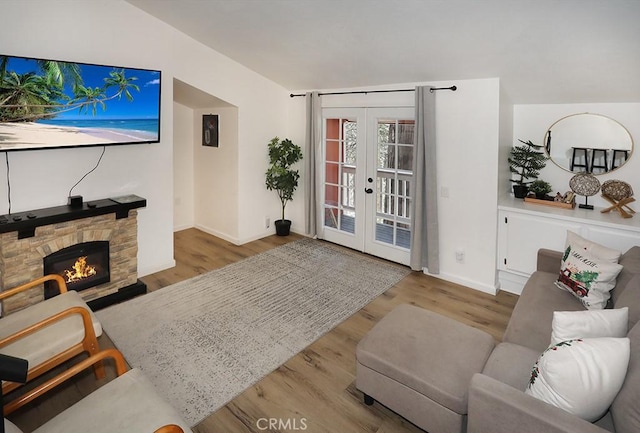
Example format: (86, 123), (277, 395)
(569, 173), (601, 197)
(601, 180), (634, 201)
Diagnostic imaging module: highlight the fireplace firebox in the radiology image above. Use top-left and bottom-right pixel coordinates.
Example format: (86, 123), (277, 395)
(43, 241), (110, 298)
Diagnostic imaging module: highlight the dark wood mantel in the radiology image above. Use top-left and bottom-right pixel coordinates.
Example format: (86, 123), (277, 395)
(0, 195), (146, 239)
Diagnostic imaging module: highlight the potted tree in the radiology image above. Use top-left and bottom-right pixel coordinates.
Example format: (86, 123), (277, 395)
(508, 139), (548, 198)
(529, 179), (553, 199)
(265, 136), (303, 236)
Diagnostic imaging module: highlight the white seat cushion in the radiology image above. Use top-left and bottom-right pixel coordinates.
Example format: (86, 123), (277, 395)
(0, 291), (102, 370)
(3, 419), (24, 433)
(31, 368), (192, 433)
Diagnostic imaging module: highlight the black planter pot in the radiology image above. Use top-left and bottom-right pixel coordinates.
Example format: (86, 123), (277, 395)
(275, 219), (292, 236)
(513, 185), (529, 199)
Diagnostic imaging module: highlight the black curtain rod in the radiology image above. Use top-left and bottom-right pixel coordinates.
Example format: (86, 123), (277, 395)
(289, 85), (456, 98)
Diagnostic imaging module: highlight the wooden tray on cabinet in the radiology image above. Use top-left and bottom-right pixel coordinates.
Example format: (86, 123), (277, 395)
(524, 196), (576, 209)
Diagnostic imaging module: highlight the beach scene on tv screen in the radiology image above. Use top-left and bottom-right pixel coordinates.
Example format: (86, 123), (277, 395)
(0, 55), (161, 151)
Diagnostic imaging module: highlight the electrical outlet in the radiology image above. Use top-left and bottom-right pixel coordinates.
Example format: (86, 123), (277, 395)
(455, 249), (465, 263)
(265, 217), (270, 229)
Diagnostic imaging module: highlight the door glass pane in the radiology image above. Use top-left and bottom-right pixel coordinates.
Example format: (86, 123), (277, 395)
(324, 117), (357, 234)
(326, 141), (339, 162)
(397, 122), (415, 145)
(398, 145), (413, 171)
(325, 184), (339, 205)
(344, 121), (357, 165)
(375, 217), (395, 245)
(378, 143), (395, 169)
(324, 207), (338, 229)
(375, 118), (415, 249)
(325, 162), (339, 185)
(397, 222), (411, 249)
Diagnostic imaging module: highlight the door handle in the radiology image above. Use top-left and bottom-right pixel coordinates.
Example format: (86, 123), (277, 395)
(365, 188), (373, 194)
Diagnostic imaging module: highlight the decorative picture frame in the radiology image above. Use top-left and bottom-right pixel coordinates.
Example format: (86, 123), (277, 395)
(202, 114), (219, 147)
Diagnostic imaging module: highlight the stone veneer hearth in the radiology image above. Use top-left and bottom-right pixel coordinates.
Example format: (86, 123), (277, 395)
(0, 196), (146, 315)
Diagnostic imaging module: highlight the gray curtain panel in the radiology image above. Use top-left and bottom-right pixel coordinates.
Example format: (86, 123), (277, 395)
(410, 86), (440, 273)
(304, 91), (322, 237)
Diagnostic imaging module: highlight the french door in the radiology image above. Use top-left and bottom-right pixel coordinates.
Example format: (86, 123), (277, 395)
(321, 107), (415, 265)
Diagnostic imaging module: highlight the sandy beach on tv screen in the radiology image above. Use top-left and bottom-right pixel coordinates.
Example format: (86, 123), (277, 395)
(0, 122), (154, 150)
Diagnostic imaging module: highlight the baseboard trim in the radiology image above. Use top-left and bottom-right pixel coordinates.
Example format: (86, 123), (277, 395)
(194, 223), (308, 246)
(423, 270), (498, 296)
(497, 270), (528, 295)
(194, 224), (241, 245)
(138, 259), (176, 277)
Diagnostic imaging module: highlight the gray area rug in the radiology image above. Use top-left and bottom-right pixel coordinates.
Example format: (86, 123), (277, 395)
(96, 238), (410, 425)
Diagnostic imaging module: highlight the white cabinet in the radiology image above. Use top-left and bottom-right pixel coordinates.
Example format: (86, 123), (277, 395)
(497, 197), (640, 294)
(499, 212), (582, 275)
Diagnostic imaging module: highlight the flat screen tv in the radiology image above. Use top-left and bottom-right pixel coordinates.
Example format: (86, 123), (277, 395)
(0, 54), (161, 151)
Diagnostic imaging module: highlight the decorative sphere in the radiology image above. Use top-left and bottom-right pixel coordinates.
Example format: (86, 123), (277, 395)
(569, 173), (601, 197)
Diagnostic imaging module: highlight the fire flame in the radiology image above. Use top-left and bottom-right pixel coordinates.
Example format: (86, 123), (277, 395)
(64, 256), (97, 284)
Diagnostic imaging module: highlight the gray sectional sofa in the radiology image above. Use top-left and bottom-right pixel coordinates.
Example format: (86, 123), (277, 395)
(356, 246), (640, 433)
(468, 246), (640, 433)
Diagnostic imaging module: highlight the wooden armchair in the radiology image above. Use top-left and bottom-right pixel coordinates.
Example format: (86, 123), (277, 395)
(0, 275), (103, 405)
(3, 349), (191, 433)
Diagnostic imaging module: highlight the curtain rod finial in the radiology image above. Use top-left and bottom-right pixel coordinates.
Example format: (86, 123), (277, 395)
(430, 85), (457, 93)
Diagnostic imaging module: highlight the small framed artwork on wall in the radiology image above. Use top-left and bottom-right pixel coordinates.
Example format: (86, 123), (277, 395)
(202, 114), (219, 147)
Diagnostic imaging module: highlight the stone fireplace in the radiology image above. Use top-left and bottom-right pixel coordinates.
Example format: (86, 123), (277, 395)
(0, 196), (147, 315)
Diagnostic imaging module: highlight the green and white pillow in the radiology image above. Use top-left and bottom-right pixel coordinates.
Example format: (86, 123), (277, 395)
(526, 337), (630, 422)
(565, 231), (621, 263)
(555, 245), (623, 309)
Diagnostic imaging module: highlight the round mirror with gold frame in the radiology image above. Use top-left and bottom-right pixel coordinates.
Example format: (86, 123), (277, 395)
(544, 113), (633, 174)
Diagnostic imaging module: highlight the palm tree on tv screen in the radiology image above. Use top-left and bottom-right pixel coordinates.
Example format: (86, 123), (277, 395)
(0, 71), (64, 121)
(104, 70), (139, 102)
(73, 85), (106, 116)
(38, 60), (83, 91)
(0, 57), (140, 122)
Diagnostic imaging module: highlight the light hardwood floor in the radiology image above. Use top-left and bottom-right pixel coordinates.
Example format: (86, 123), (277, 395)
(8, 228), (518, 433)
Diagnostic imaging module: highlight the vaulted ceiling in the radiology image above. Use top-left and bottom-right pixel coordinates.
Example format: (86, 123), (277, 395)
(126, 0), (640, 104)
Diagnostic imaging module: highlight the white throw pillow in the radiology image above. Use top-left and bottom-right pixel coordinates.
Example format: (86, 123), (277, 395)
(555, 246), (623, 309)
(550, 307), (629, 346)
(565, 231), (621, 263)
(526, 337), (630, 422)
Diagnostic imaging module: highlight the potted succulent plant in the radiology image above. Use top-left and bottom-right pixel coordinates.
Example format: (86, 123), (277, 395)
(529, 180), (553, 199)
(508, 139), (548, 198)
(265, 136), (303, 236)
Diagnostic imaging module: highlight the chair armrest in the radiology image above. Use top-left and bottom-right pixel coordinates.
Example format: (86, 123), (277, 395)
(537, 249), (563, 273)
(154, 425), (185, 433)
(468, 374), (607, 433)
(1, 304), (103, 407)
(3, 348), (127, 414)
(0, 306), (96, 350)
(0, 275), (68, 302)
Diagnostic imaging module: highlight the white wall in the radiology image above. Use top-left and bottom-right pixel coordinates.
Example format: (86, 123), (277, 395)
(173, 102), (195, 231)
(193, 107), (239, 241)
(435, 79), (501, 293)
(1, 0), (291, 274)
(513, 103), (640, 209)
(498, 87), (515, 201)
(287, 78), (502, 294)
(168, 62), (289, 245)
